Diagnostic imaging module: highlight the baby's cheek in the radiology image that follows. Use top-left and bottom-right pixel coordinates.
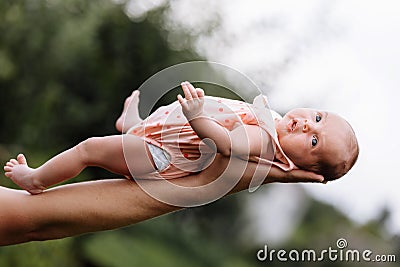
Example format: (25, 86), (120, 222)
(280, 138), (302, 163)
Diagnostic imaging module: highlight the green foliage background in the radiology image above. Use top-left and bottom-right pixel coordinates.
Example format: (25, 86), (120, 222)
(0, 0), (398, 266)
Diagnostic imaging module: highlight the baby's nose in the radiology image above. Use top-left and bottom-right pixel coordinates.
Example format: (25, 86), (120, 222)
(302, 119), (312, 132)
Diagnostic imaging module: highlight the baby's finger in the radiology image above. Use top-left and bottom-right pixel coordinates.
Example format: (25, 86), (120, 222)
(181, 82), (192, 100)
(185, 81), (198, 100)
(177, 94), (189, 110)
(196, 88), (205, 98)
(177, 94), (185, 104)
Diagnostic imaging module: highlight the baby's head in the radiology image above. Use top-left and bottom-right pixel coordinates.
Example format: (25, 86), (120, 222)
(275, 108), (359, 181)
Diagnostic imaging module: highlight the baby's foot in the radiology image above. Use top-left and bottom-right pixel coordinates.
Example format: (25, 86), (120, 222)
(115, 90), (142, 133)
(4, 154), (45, 194)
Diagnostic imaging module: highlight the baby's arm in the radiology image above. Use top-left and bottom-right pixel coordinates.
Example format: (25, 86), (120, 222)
(178, 82), (270, 157)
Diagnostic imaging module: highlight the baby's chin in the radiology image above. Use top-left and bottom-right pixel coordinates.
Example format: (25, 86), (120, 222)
(275, 117), (289, 139)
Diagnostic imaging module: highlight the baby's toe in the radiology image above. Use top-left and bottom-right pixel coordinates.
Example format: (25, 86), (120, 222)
(17, 154), (27, 164)
(10, 159), (18, 165)
(4, 166), (12, 172)
(6, 162), (14, 167)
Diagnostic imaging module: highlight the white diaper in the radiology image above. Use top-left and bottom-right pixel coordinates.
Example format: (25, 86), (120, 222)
(146, 143), (171, 172)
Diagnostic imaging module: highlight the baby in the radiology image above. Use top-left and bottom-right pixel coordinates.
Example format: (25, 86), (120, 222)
(4, 82), (359, 194)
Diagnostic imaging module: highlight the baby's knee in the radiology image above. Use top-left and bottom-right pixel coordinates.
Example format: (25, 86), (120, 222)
(77, 136), (122, 166)
(76, 137), (103, 165)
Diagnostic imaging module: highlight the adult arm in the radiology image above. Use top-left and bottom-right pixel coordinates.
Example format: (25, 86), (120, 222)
(0, 155), (323, 246)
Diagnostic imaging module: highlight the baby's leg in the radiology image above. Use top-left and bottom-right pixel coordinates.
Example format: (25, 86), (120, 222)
(115, 90), (143, 133)
(4, 135), (156, 194)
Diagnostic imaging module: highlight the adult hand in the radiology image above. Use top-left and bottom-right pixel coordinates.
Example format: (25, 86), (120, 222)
(186, 154), (324, 196)
(266, 166), (324, 184)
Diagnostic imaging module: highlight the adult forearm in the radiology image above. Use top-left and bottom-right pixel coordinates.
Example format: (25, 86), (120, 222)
(0, 180), (179, 246)
(0, 156), (251, 246)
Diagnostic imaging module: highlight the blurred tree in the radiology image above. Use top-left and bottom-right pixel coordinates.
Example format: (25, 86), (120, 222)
(0, 0), (197, 179)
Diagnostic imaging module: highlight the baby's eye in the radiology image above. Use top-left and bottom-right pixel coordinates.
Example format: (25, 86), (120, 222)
(312, 136), (318, 147)
(316, 114), (322, 122)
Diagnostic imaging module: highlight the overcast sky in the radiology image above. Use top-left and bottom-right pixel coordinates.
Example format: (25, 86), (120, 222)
(126, 0), (400, 239)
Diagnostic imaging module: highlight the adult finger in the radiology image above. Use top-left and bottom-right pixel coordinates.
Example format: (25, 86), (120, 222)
(288, 169), (324, 183)
(266, 167), (323, 184)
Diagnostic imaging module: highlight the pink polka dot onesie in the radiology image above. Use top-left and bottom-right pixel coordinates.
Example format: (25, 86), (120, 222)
(127, 95), (295, 179)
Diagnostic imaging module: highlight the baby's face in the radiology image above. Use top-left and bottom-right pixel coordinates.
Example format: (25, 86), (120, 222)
(275, 108), (352, 168)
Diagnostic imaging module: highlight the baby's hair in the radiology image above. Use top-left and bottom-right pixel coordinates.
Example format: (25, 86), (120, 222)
(315, 120), (359, 182)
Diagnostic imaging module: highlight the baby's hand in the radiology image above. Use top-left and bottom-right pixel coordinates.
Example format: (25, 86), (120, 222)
(178, 81), (205, 121)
